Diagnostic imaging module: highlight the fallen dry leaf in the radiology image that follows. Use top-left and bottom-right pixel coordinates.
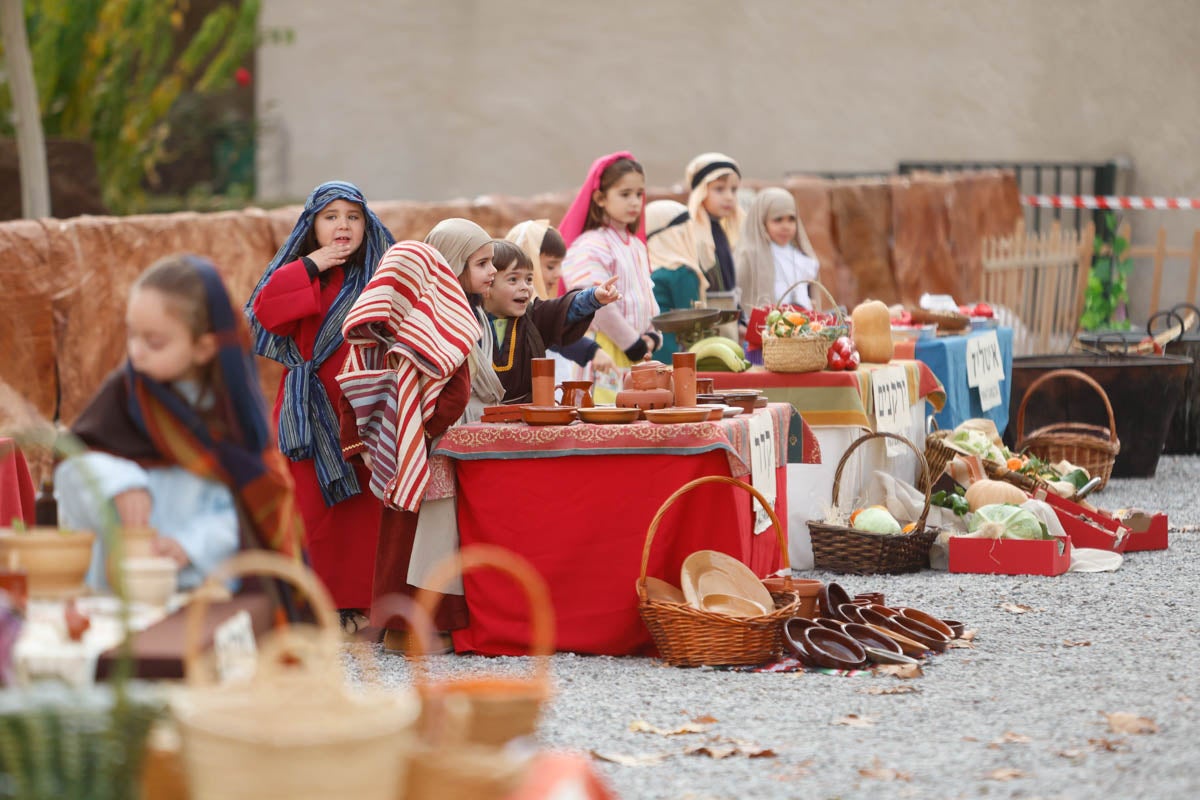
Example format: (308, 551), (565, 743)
(961, 736), (979, 742)
(986, 767), (1027, 781)
(989, 731), (1032, 747)
(1104, 712), (1159, 735)
(833, 714), (876, 727)
(684, 739), (776, 760)
(772, 760), (814, 781)
(1000, 602), (1033, 614)
(876, 663), (924, 679)
(946, 638), (975, 650)
(858, 758), (911, 782)
(629, 720), (713, 736)
(860, 684), (919, 696)
(590, 750), (672, 767)
(692, 714), (719, 725)
(1088, 737), (1130, 752)
(960, 629), (978, 641)
(1057, 748), (1087, 761)
(1063, 640), (1092, 647)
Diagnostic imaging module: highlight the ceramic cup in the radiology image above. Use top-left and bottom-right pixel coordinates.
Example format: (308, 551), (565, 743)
(672, 352), (697, 407)
(531, 358), (555, 406)
(696, 377), (715, 395)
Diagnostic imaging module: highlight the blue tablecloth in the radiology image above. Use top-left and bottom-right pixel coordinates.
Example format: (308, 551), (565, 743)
(915, 326), (1014, 432)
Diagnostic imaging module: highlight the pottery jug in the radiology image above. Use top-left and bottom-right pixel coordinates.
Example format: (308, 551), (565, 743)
(624, 358), (673, 391)
(556, 380), (594, 408)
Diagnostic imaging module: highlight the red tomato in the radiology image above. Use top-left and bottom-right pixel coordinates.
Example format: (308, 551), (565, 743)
(828, 349), (846, 370)
(973, 302), (994, 318)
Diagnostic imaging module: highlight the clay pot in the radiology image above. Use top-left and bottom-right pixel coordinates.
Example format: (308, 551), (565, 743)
(0, 528), (95, 598)
(761, 577), (821, 620)
(625, 359), (673, 391)
(614, 387), (673, 411)
(122, 556), (178, 606)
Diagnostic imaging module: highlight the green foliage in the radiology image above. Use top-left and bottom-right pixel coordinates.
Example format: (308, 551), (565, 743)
(1080, 212), (1135, 331)
(0, 0), (262, 213)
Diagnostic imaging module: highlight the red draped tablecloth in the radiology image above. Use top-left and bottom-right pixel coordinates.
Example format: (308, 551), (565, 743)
(700, 359), (945, 429)
(0, 438), (36, 528)
(430, 404), (815, 656)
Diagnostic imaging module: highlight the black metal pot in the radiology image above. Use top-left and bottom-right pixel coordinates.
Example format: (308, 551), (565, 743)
(1006, 351), (1192, 478)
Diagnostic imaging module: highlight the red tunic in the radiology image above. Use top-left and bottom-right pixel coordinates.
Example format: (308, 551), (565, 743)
(251, 258), (381, 609)
(341, 364), (472, 632)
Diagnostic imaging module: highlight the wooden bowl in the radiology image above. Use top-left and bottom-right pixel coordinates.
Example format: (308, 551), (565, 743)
(0, 528), (95, 598)
(521, 405), (578, 426)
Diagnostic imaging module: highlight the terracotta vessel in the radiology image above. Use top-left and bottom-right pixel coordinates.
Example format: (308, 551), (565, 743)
(624, 358), (673, 391)
(671, 352), (697, 407)
(0, 528), (95, 598)
(555, 380), (594, 408)
(531, 358), (555, 406)
(614, 387), (673, 412)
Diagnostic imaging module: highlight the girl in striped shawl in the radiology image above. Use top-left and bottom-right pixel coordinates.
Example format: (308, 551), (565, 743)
(245, 181), (393, 619)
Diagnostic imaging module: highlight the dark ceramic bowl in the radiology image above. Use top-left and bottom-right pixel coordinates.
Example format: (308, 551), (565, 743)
(783, 617), (822, 664)
(816, 617), (846, 631)
(841, 622), (904, 658)
(898, 607), (955, 640)
(855, 592), (886, 606)
(942, 619), (965, 639)
(800, 627), (868, 670)
(889, 615), (951, 652)
(818, 582), (853, 619)
(838, 603), (869, 625)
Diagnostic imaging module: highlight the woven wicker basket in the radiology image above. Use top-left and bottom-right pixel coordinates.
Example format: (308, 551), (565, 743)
(636, 475), (801, 667)
(1014, 369), (1121, 489)
(172, 552), (419, 800)
(413, 545), (553, 748)
(808, 432), (938, 575)
(923, 428), (956, 492)
(762, 280), (846, 373)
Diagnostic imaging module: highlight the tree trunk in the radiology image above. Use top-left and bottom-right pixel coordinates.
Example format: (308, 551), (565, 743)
(0, 0), (50, 219)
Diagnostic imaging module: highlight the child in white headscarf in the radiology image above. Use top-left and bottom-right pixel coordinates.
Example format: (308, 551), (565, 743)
(735, 187), (820, 310)
(684, 152), (746, 295)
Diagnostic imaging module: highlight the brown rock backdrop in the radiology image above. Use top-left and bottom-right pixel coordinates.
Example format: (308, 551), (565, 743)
(0, 172), (1018, 439)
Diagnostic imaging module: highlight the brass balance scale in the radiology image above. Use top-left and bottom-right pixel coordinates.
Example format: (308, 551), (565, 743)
(651, 306), (740, 351)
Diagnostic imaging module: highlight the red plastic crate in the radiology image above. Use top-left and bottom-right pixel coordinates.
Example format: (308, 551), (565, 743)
(948, 535), (1072, 576)
(1121, 512), (1169, 552)
(1032, 489), (1130, 553)
(1034, 490), (1168, 553)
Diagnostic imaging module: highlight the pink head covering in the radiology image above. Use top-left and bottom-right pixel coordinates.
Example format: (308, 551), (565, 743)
(558, 150), (648, 249)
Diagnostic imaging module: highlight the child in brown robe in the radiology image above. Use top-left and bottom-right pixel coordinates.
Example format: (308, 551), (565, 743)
(483, 240), (620, 403)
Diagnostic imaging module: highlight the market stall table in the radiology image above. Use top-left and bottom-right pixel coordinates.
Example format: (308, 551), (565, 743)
(701, 362), (945, 569)
(894, 326), (1014, 432)
(425, 403), (816, 656)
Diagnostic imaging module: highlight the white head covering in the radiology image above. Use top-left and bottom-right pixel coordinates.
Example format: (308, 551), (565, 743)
(735, 188), (817, 307)
(505, 219), (552, 300)
(645, 200), (708, 303)
(684, 152), (748, 274)
(424, 218), (505, 411)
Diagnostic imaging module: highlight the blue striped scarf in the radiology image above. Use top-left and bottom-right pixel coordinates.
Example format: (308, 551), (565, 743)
(244, 181), (394, 505)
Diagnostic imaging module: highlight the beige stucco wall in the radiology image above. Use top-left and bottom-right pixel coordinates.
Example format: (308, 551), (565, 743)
(256, 0), (1200, 321)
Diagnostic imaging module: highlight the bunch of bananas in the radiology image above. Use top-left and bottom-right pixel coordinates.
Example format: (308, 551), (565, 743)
(689, 336), (751, 372)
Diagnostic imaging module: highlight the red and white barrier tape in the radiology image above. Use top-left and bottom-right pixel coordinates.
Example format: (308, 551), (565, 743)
(1023, 194), (1200, 210)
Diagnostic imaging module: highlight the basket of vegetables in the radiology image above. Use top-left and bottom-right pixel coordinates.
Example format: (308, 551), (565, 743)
(761, 281), (848, 373)
(807, 432), (938, 574)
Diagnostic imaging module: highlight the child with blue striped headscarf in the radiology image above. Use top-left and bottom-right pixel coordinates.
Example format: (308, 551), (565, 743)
(245, 181), (393, 614)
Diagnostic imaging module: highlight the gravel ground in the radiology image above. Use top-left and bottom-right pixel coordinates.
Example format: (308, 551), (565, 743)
(356, 456), (1200, 799)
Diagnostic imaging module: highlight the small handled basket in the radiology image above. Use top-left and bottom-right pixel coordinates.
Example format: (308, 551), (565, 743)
(412, 544), (554, 749)
(1014, 369), (1120, 490)
(807, 432), (938, 574)
(171, 551), (419, 800)
(922, 419), (956, 492)
(762, 280), (846, 373)
(636, 475), (801, 667)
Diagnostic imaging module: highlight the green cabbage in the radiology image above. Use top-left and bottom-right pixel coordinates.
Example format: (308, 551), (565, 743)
(968, 504), (1050, 540)
(951, 429), (1004, 463)
(852, 507), (902, 535)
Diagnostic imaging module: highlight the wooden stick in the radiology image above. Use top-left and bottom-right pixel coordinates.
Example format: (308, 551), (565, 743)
(1149, 226), (1167, 316)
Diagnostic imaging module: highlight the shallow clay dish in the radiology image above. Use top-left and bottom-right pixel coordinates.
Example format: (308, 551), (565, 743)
(800, 627), (868, 670)
(577, 406), (639, 425)
(696, 404), (726, 421)
(842, 622), (904, 659)
(718, 391), (759, 415)
(816, 618), (845, 631)
(521, 405), (578, 426)
(889, 615), (950, 652)
(643, 408), (711, 424)
(942, 619), (966, 639)
(864, 647), (919, 666)
(784, 618), (820, 664)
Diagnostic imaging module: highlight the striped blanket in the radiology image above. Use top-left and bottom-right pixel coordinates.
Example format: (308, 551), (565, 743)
(336, 242), (477, 512)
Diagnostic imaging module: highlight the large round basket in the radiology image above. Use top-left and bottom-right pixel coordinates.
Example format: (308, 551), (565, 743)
(807, 432), (938, 574)
(636, 475), (801, 667)
(412, 545), (553, 749)
(171, 552), (419, 800)
(762, 280), (846, 374)
(1014, 369), (1120, 489)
